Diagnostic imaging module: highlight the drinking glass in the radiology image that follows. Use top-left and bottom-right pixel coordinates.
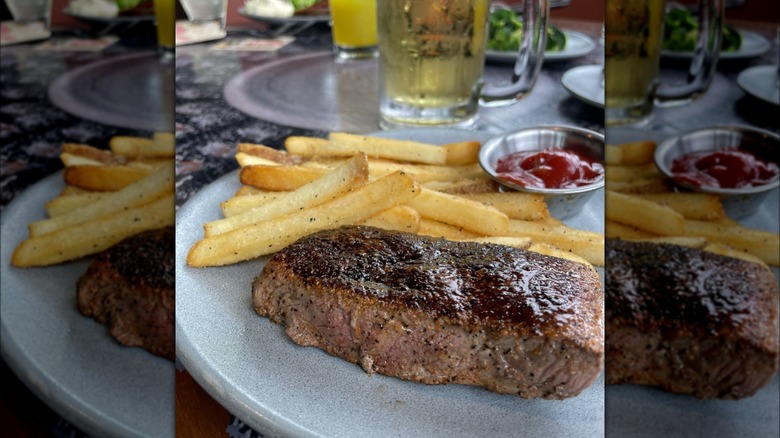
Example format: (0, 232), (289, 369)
(604, 0), (724, 125)
(376, 0), (548, 129)
(154, 0), (176, 58)
(330, 0), (378, 61)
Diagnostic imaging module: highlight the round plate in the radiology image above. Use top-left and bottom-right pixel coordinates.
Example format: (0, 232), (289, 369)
(176, 128), (605, 438)
(737, 65), (780, 106)
(48, 52), (174, 132)
(662, 30), (771, 60)
(561, 64), (604, 108)
(0, 172), (175, 438)
(486, 30), (596, 63)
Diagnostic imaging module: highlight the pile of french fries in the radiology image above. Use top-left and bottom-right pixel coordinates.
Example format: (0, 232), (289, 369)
(605, 140), (779, 266)
(187, 132), (604, 268)
(12, 133), (176, 267)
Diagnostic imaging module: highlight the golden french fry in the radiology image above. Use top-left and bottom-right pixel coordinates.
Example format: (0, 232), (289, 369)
(284, 136), (329, 156)
(702, 242), (769, 266)
(507, 219), (604, 266)
(406, 188), (509, 236)
(237, 143), (302, 165)
(458, 192), (549, 221)
(527, 242), (593, 268)
(422, 178), (499, 194)
(30, 165), (174, 237)
(12, 194), (174, 267)
(606, 164), (663, 182)
(606, 177), (672, 194)
(606, 190), (685, 236)
(616, 140), (656, 165)
(682, 219), (779, 265)
(444, 141), (481, 165)
(239, 165), (328, 191)
(64, 165), (152, 191)
(418, 218), (480, 240)
(61, 143), (120, 164)
(235, 152), (284, 168)
(60, 153), (105, 167)
(605, 145), (622, 165)
(110, 135), (173, 157)
(605, 220), (656, 239)
(187, 171), (421, 267)
(367, 160), (487, 183)
(205, 154), (369, 236)
(45, 192), (111, 217)
(635, 193), (725, 221)
(59, 186), (91, 196)
(328, 132), (449, 165)
(360, 206), (421, 233)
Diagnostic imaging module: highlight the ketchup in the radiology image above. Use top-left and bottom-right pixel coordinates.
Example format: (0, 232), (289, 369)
(671, 148), (779, 189)
(495, 148), (604, 189)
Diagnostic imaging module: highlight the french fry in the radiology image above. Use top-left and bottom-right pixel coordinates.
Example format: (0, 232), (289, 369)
(328, 132), (449, 165)
(406, 188), (509, 236)
(366, 160), (487, 183)
(527, 242), (593, 268)
(204, 154), (369, 236)
(605, 164), (663, 182)
(444, 141), (481, 165)
(605, 220), (656, 239)
(221, 192), (284, 217)
(64, 165), (152, 191)
(235, 152), (285, 168)
(606, 190), (685, 236)
(61, 143), (119, 165)
(458, 192), (549, 221)
(636, 193), (725, 221)
(110, 135), (174, 157)
(45, 192), (111, 217)
(606, 177), (672, 194)
(59, 186), (91, 196)
(360, 206), (421, 233)
(605, 145), (622, 165)
(187, 171), (420, 267)
(682, 220), (779, 265)
(239, 165), (328, 191)
(59, 153), (105, 167)
(422, 178), (498, 194)
(702, 242), (769, 266)
(29, 165), (174, 237)
(508, 219), (604, 266)
(284, 136), (329, 156)
(12, 194), (174, 267)
(237, 143), (302, 165)
(616, 140), (656, 165)
(418, 219), (480, 240)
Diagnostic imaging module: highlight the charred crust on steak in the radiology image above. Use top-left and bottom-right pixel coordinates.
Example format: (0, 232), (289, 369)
(253, 226), (604, 398)
(605, 238), (779, 399)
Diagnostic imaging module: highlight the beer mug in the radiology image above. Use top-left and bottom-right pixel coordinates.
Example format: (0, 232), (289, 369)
(605, 0), (724, 125)
(376, 0), (548, 129)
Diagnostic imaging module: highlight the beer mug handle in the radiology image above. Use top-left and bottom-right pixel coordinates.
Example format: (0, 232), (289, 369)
(656, 0), (724, 103)
(480, 0), (549, 106)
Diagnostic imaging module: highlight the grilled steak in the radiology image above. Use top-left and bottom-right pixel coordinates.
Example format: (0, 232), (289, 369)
(253, 226), (604, 399)
(77, 226), (174, 361)
(605, 239), (779, 399)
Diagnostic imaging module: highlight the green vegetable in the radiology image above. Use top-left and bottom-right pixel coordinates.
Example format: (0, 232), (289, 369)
(662, 7), (742, 52)
(115, 0), (144, 12)
(291, 0), (323, 11)
(487, 9), (567, 52)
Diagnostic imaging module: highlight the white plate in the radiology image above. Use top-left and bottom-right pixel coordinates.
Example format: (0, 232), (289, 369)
(737, 65), (780, 106)
(176, 129), (605, 438)
(487, 30), (596, 63)
(662, 29), (771, 60)
(0, 172), (175, 438)
(561, 64), (604, 108)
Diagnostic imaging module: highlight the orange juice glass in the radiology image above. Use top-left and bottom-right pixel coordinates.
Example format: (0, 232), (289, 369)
(154, 0), (176, 52)
(330, 0), (378, 61)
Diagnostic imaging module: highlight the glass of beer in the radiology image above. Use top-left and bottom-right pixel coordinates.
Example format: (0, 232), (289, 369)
(377, 0), (548, 129)
(330, 0), (378, 61)
(605, 0), (724, 125)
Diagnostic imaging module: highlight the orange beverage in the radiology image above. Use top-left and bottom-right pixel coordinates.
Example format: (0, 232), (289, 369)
(153, 0), (175, 50)
(330, 0), (377, 60)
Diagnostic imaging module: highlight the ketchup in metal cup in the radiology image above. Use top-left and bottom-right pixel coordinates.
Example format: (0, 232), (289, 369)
(495, 148), (604, 189)
(671, 148), (779, 189)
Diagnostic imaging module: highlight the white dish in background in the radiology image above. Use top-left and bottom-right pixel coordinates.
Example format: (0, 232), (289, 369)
(0, 172), (175, 438)
(176, 129), (605, 438)
(487, 30), (596, 63)
(561, 64), (604, 108)
(662, 30), (771, 60)
(737, 65), (780, 106)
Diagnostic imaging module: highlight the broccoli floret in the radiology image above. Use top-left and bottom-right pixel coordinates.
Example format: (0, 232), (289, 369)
(487, 9), (566, 52)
